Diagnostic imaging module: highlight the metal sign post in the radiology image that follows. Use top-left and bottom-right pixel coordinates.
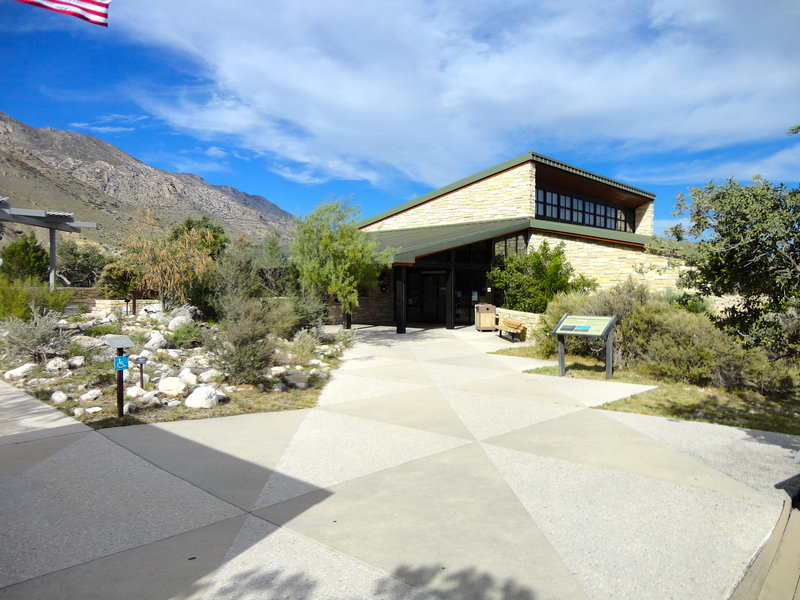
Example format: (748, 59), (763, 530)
(105, 336), (134, 418)
(135, 356), (148, 389)
(552, 314), (617, 380)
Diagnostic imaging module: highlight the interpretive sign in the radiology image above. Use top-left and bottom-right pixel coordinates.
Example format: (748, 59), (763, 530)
(552, 314), (617, 380)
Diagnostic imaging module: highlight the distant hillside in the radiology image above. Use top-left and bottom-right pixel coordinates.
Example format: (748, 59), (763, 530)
(0, 111), (294, 249)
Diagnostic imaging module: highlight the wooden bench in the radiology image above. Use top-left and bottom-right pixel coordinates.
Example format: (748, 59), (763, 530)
(495, 315), (525, 342)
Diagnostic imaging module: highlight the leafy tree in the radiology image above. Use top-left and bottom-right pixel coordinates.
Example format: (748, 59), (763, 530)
(56, 239), (108, 287)
(290, 199), (392, 328)
(666, 176), (800, 357)
(169, 216), (229, 259)
(487, 240), (596, 313)
(0, 232), (48, 282)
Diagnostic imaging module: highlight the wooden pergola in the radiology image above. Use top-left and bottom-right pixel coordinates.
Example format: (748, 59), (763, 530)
(0, 197), (98, 289)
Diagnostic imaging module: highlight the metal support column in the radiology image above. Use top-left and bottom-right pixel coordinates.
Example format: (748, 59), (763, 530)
(395, 266), (407, 334)
(48, 227), (56, 291)
(445, 251), (454, 329)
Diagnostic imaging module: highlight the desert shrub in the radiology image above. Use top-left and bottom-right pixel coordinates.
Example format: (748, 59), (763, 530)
(83, 324), (119, 337)
(289, 329), (318, 364)
(0, 276), (74, 320)
(534, 278), (796, 394)
(261, 297), (300, 340)
(0, 308), (73, 362)
(166, 322), (206, 349)
(662, 288), (711, 314)
(210, 294), (277, 384)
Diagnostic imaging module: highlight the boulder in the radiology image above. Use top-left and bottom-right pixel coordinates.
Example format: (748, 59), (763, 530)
(158, 377), (187, 397)
(144, 331), (168, 351)
(171, 305), (200, 319)
(72, 335), (106, 350)
(168, 315), (193, 331)
(50, 390), (69, 404)
(4, 363), (37, 381)
(285, 370), (310, 390)
(184, 385), (219, 409)
(85, 406), (103, 414)
(122, 402), (137, 415)
(272, 382), (287, 393)
(72, 407), (86, 417)
(141, 390), (162, 405)
(178, 368), (198, 386)
(44, 357), (69, 372)
(198, 368), (223, 383)
(149, 312), (172, 326)
(79, 389), (103, 402)
(126, 385), (146, 399)
(67, 355), (86, 369)
(166, 400), (181, 407)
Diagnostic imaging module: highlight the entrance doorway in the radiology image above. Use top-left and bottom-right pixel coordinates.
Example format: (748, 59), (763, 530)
(406, 270), (447, 323)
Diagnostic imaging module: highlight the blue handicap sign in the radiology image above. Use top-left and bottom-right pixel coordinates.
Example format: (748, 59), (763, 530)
(113, 355), (129, 371)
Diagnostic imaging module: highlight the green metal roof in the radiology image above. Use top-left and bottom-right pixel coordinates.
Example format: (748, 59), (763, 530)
(368, 217), (648, 265)
(359, 152), (656, 229)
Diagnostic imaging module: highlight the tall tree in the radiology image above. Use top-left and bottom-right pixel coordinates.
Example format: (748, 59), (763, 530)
(667, 176), (800, 356)
(291, 199), (391, 328)
(0, 231), (48, 282)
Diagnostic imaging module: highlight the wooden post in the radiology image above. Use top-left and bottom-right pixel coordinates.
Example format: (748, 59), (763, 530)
(116, 348), (124, 418)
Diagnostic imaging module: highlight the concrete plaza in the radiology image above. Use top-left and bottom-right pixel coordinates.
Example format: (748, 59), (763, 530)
(1, 325), (799, 599)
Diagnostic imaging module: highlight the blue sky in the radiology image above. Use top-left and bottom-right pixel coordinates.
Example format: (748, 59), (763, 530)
(1, 0), (798, 234)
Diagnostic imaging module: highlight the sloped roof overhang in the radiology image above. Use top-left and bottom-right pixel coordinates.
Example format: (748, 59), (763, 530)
(369, 217), (650, 266)
(359, 152), (656, 229)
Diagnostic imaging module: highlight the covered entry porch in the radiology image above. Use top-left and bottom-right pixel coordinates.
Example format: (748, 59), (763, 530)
(368, 217), (530, 334)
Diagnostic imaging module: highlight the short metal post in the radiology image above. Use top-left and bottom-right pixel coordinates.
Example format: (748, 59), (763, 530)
(558, 335), (566, 377)
(139, 363), (145, 388)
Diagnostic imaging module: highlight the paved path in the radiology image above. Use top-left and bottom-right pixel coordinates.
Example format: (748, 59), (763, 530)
(1, 325), (799, 599)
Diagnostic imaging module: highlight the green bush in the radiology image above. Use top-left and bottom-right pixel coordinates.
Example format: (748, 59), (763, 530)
(0, 232), (48, 282)
(166, 322), (206, 349)
(0, 309), (73, 363)
(487, 240), (596, 313)
(0, 276), (74, 320)
(209, 294), (278, 384)
(56, 240), (108, 287)
(533, 278), (796, 394)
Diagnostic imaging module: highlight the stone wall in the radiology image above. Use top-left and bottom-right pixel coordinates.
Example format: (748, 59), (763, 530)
(634, 202), (654, 236)
(495, 307), (544, 342)
(527, 231), (682, 292)
(363, 162), (535, 231)
(326, 274), (395, 326)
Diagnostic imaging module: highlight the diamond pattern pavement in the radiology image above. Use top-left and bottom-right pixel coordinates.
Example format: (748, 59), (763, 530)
(1, 325), (798, 600)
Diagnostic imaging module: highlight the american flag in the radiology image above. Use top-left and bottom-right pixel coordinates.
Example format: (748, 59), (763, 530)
(12, 0), (111, 27)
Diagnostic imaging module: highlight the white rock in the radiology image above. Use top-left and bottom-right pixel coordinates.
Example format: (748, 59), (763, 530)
(197, 368), (223, 383)
(144, 331), (168, 351)
(79, 389), (103, 402)
(44, 357), (69, 372)
(51, 390), (69, 404)
(141, 391), (162, 404)
(168, 315), (193, 331)
(4, 363), (37, 381)
(184, 385), (219, 409)
(85, 406), (103, 414)
(158, 377), (187, 397)
(270, 366), (287, 377)
(178, 368), (198, 386)
(72, 335), (106, 349)
(67, 355), (85, 369)
(166, 400), (181, 407)
(126, 385), (146, 399)
(122, 402), (137, 414)
(167, 350), (181, 359)
(72, 407), (85, 417)
(139, 349), (155, 360)
(149, 312), (172, 326)
(214, 390), (228, 401)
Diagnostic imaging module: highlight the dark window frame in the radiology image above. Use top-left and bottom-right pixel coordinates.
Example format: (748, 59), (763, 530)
(535, 187), (635, 233)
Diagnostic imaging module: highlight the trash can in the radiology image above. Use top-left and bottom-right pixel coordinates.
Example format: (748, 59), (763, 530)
(475, 304), (496, 331)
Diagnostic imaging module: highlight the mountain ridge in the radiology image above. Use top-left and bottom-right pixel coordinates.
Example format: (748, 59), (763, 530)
(0, 111), (294, 248)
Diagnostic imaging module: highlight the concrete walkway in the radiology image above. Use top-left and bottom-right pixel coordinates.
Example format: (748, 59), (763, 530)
(1, 325), (799, 600)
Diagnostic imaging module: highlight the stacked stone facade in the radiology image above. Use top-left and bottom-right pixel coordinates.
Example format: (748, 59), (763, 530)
(363, 162), (535, 232)
(527, 231), (680, 291)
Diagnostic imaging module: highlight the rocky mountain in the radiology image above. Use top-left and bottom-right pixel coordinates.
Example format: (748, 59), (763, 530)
(0, 111), (294, 249)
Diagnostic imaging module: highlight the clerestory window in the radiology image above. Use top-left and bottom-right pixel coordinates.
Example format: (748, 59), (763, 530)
(535, 187), (634, 233)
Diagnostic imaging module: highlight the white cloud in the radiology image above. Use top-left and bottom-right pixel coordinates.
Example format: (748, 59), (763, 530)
(204, 146), (227, 159)
(112, 0), (800, 188)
